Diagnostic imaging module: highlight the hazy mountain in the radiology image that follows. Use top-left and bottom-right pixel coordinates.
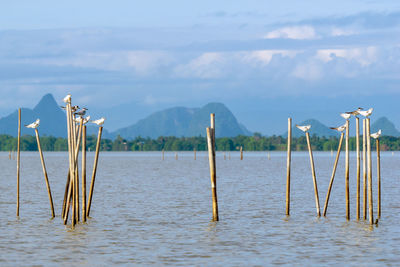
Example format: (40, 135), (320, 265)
(371, 117), (400, 137)
(113, 102), (252, 139)
(285, 119), (338, 138)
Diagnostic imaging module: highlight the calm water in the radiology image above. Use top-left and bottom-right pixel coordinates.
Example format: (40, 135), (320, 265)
(0, 151), (399, 266)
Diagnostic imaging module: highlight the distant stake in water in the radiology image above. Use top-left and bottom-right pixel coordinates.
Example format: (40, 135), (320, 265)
(286, 118), (292, 216)
(323, 129), (344, 216)
(240, 146), (243, 160)
(162, 149), (164, 160)
(16, 108), (21, 217)
(175, 152), (178, 160)
(194, 148), (196, 160)
(296, 124), (320, 216)
(35, 128), (55, 218)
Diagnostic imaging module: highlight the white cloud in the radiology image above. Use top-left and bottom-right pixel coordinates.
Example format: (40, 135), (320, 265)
(315, 47), (378, 66)
(174, 52), (225, 78)
(292, 61), (323, 81)
(264, 26), (318, 40)
(331, 27), (356, 37)
(241, 50), (300, 65)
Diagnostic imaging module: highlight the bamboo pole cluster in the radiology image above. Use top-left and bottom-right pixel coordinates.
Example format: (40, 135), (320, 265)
(286, 107), (382, 225)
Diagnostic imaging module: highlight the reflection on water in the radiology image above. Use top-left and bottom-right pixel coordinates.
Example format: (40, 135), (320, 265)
(0, 151), (400, 265)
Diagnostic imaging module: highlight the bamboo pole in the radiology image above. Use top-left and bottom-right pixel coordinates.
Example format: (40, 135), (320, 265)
(229, 152), (231, 160)
(240, 146), (243, 160)
(323, 132), (344, 216)
(9, 151), (11, 160)
(82, 125), (87, 222)
(87, 126), (103, 217)
(194, 148), (196, 160)
(286, 118), (292, 216)
(61, 172), (70, 217)
(206, 127), (218, 221)
(356, 117), (360, 220)
(35, 128), (55, 218)
(345, 119), (350, 220)
(367, 118), (374, 225)
(175, 152), (178, 160)
(74, 122), (83, 222)
(224, 152), (226, 160)
(363, 119), (367, 220)
(162, 149), (164, 160)
(376, 138), (381, 219)
(16, 108), (21, 217)
(64, 103), (75, 226)
(305, 132), (320, 217)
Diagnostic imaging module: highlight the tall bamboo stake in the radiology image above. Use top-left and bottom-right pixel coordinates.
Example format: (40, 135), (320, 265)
(356, 117), (360, 220)
(35, 128), (55, 218)
(323, 132), (344, 216)
(367, 118), (374, 225)
(305, 132), (320, 216)
(345, 119), (350, 220)
(16, 108), (21, 217)
(82, 125), (87, 222)
(286, 118), (292, 216)
(64, 103), (75, 226)
(87, 126), (103, 217)
(363, 119), (367, 220)
(206, 127), (218, 221)
(376, 138), (381, 219)
(240, 146), (243, 160)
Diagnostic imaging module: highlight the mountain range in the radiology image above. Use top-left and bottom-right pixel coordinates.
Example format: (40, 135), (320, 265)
(0, 93), (399, 139)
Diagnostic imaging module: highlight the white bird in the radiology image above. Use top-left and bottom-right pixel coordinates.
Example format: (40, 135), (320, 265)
(358, 108), (373, 117)
(74, 115), (91, 124)
(91, 117), (105, 126)
(340, 113), (351, 120)
(63, 94), (71, 103)
(25, 119), (40, 129)
(371, 129), (382, 139)
(296, 124), (311, 132)
(74, 108), (88, 116)
(346, 107), (363, 116)
(330, 123), (346, 132)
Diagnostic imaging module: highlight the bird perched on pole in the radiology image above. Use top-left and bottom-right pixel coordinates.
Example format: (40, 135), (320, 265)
(63, 94), (71, 103)
(358, 108), (373, 117)
(371, 130), (382, 139)
(330, 123), (346, 132)
(25, 119), (40, 129)
(74, 115), (91, 124)
(340, 113), (351, 120)
(74, 108), (88, 117)
(60, 105), (80, 113)
(346, 107), (363, 116)
(91, 117), (106, 126)
(296, 125), (311, 132)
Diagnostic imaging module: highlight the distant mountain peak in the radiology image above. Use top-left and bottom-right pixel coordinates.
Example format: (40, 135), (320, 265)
(33, 93), (60, 112)
(371, 116), (400, 137)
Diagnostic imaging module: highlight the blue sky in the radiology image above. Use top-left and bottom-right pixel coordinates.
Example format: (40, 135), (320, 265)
(1, 1), (400, 134)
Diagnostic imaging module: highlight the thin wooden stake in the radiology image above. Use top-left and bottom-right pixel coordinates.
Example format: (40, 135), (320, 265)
(363, 119), (367, 220)
(82, 125), (87, 222)
(162, 149), (164, 160)
(240, 146), (243, 160)
(323, 132), (344, 216)
(286, 118), (292, 216)
(376, 138), (381, 219)
(194, 148), (196, 160)
(35, 128), (55, 218)
(306, 132), (320, 217)
(224, 152), (226, 160)
(345, 119), (350, 220)
(356, 117), (360, 220)
(175, 152), (178, 160)
(367, 118), (374, 225)
(207, 127), (218, 221)
(16, 108), (21, 217)
(87, 126), (103, 217)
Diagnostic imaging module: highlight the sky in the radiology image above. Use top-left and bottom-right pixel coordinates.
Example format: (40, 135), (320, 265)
(1, 1), (400, 134)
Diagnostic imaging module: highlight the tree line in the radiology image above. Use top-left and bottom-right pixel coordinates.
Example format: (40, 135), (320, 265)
(0, 133), (398, 151)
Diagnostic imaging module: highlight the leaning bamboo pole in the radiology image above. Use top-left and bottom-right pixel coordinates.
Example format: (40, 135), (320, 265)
(82, 125), (87, 222)
(376, 138), (381, 219)
(64, 103), (75, 226)
(207, 127), (218, 221)
(16, 108), (21, 217)
(286, 118), (292, 216)
(356, 117), (360, 220)
(305, 132), (321, 217)
(87, 126), (103, 217)
(35, 128), (55, 218)
(367, 118), (374, 225)
(323, 132), (344, 216)
(345, 119), (350, 220)
(363, 119), (367, 220)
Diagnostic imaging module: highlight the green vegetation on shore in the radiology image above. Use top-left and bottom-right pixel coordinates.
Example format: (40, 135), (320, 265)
(0, 133), (399, 151)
